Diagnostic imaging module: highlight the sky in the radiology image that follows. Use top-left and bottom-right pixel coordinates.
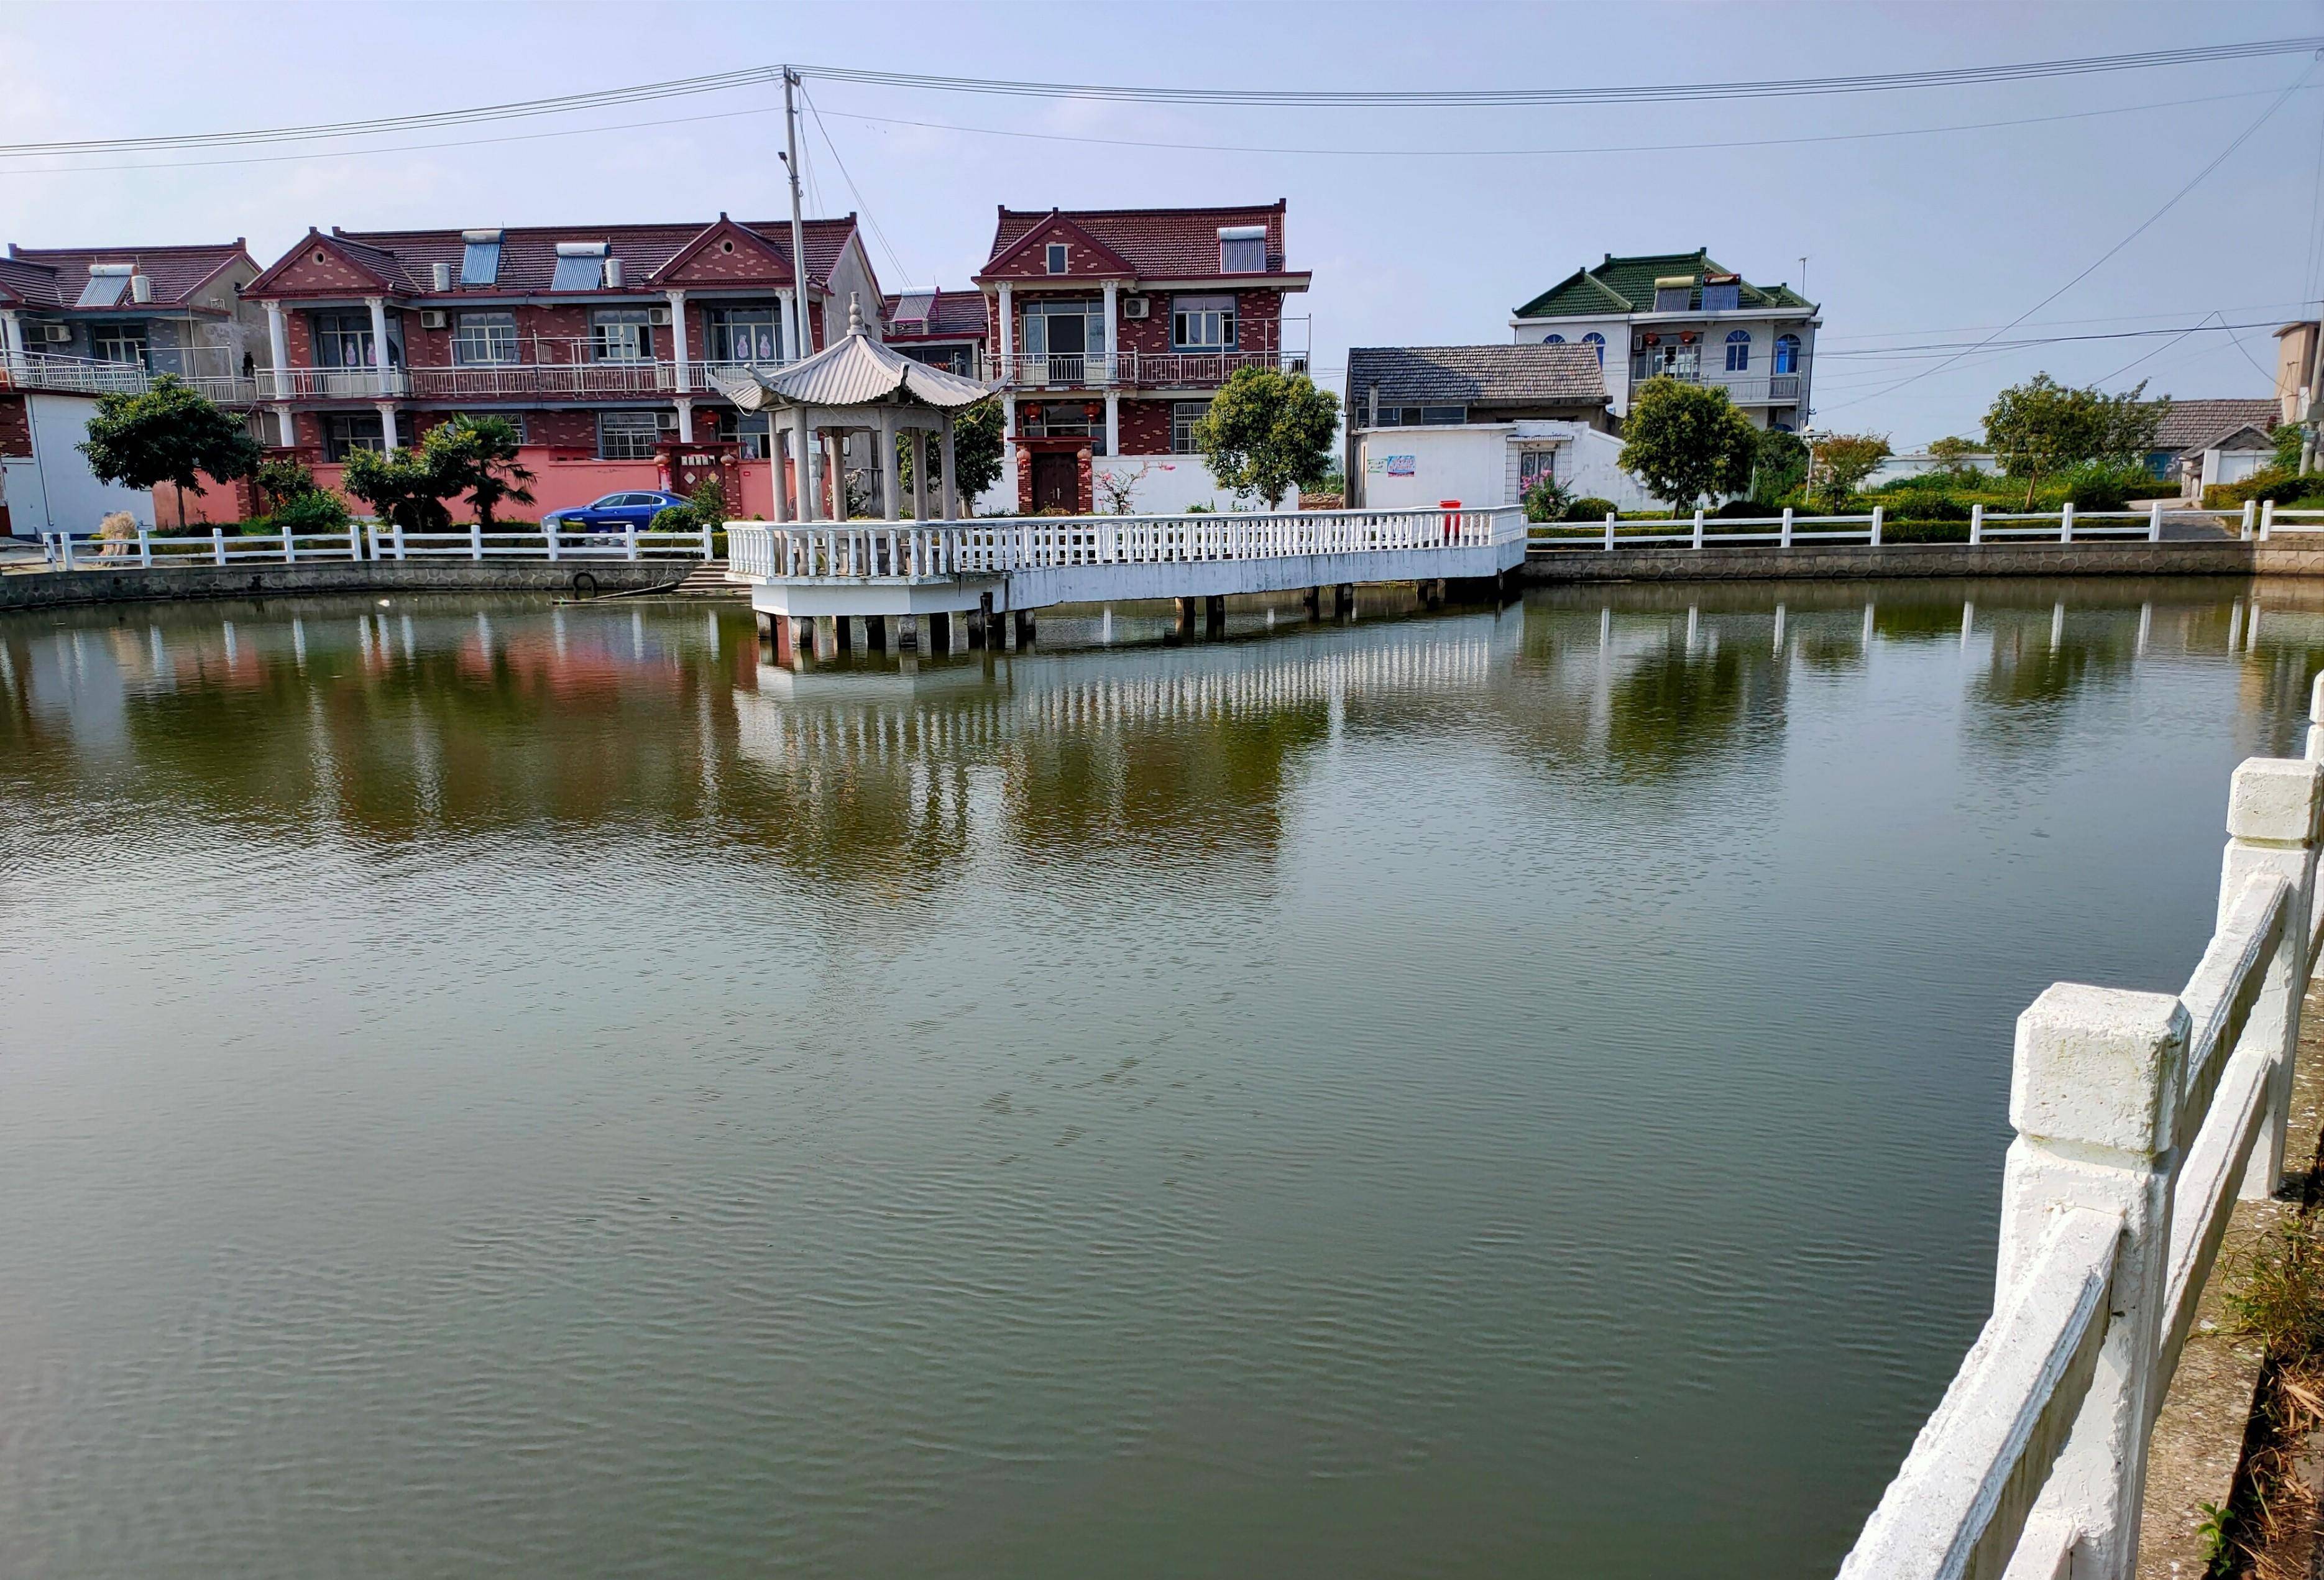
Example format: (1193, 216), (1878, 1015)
(2, 0), (2319, 446)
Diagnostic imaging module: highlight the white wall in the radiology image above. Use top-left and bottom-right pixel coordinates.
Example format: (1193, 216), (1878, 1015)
(1093, 454), (1282, 515)
(10, 393), (154, 535)
(1356, 421), (1656, 513)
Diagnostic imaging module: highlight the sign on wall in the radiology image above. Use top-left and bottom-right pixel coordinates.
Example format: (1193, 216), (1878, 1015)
(1366, 454), (1416, 477)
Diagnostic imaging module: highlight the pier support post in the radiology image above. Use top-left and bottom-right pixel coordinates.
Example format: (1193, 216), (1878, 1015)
(897, 614), (921, 653)
(1174, 597), (1197, 642)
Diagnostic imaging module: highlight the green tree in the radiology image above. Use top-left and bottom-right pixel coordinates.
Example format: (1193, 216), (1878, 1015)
(1983, 374), (2166, 508)
(254, 456), (320, 512)
(1617, 377), (1758, 509)
(2272, 423), (2305, 474)
(896, 397), (1006, 510)
(1190, 368), (1340, 508)
(1807, 432), (1894, 507)
(1749, 426), (1809, 505)
(419, 414), (535, 530)
(77, 375), (262, 526)
(341, 447), (452, 533)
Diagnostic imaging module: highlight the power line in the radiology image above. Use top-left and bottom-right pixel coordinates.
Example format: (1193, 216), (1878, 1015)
(800, 85), (916, 291)
(1820, 67), (2316, 415)
(802, 39), (2324, 109)
(2, 35), (2316, 161)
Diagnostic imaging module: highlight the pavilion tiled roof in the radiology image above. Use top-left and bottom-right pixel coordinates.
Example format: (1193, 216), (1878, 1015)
(1, 241), (252, 311)
(1346, 344), (1610, 408)
(981, 202), (1293, 280)
(1515, 249), (1812, 318)
(283, 217), (860, 296)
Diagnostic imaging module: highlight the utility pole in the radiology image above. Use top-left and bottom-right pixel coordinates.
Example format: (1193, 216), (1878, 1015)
(2302, 309), (2324, 475)
(783, 67), (809, 365)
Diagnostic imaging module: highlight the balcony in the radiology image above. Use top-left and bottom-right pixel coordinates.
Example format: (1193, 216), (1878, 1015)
(0, 352), (260, 405)
(264, 358), (797, 403)
(1627, 355), (1807, 406)
(996, 349), (1309, 391)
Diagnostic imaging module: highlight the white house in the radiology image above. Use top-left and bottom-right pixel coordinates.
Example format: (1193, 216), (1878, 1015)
(1509, 249), (1819, 432)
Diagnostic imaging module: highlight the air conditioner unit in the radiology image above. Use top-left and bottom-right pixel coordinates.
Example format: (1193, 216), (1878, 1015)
(648, 306), (673, 326)
(43, 324), (70, 343)
(656, 411), (680, 431)
(420, 309), (449, 330)
(1123, 295), (1149, 319)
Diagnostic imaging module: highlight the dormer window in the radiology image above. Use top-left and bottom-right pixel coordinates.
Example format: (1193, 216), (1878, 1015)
(551, 241), (609, 292)
(1218, 226), (1266, 273)
(76, 264), (134, 308)
(1701, 273), (1740, 313)
(460, 229), (502, 287)
(1651, 275), (1694, 313)
(1045, 242), (1068, 275)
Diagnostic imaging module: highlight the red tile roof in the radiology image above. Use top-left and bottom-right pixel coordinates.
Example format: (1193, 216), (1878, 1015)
(1, 241), (254, 311)
(980, 202), (1294, 281)
(253, 218), (860, 298)
(882, 287), (988, 341)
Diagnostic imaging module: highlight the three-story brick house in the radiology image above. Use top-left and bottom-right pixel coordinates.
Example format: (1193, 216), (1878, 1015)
(975, 202), (1311, 514)
(242, 214), (884, 466)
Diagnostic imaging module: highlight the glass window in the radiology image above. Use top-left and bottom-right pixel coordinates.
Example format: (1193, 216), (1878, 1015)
(323, 411), (385, 461)
(1774, 333), (1801, 375)
(1172, 400), (1209, 454)
(903, 345), (970, 375)
(1420, 405), (1467, 425)
(1021, 299), (1105, 357)
(598, 410), (661, 460)
(91, 323), (149, 366)
(1172, 294), (1237, 351)
(1045, 243), (1068, 274)
(460, 237), (502, 287)
(1518, 448), (1556, 492)
(445, 411), (525, 443)
(592, 310), (654, 363)
(1725, 330), (1752, 373)
(712, 409), (771, 458)
(312, 311), (376, 369)
(1545, 334), (1565, 344)
(453, 313), (518, 366)
(552, 246), (609, 293)
(1218, 227), (1266, 273)
(1019, 405), (1104, 452)
(710, 307), (782, 364)
(1582, 331), (1605, 367)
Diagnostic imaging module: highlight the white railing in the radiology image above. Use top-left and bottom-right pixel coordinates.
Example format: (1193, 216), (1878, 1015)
(1627, 360), (1807, 406)
(272, 366), (410, 400)
(1532, 502), (2198, 553)
(365, 523), (715, 562)
(1, 351), (260, 405)
(727, 505), (1525, 581)
(1839, 677), (2324, 1579)
(2259, 503), (2324, 540)
(994, 349), (1308, 389)
(44, 526), (365, 567)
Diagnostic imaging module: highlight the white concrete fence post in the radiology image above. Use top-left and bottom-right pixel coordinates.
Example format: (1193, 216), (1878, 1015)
(282, 527), (296, 565)
(1602, 510), (1616, 551)
(349, 522), (362, 562)
(625, 524), (638, 562)
(2219, 756), (2324, 1199)
(2061, 502), (2077, 543)
(1780, 507), (1794, 549)
(2244, 500), (2259, 540)
(544, 524), (559, 563)
(392, 523), (406, 561)
(1870, 504), (1884, 548)
(2002, 983), (2189, 1580)
(210, 528), (224, 566)
(2149, 500), (2164, 543)
(701, 523), (714, 559)
(470, 521), (483, 561)
(2262, 499), (2276, 541)
(137, 528), (151, 569)
(60, 533), (75, 571)
(1970, 503), (1984, 546)
(2308, 671), (2324, 763)
(1692, 507), (1705, 550)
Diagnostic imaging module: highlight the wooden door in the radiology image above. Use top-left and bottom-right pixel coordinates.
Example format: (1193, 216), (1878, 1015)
(1032, 453), (1078, 512)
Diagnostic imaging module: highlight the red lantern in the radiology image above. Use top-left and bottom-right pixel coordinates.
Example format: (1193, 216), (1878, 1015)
(1643, 333), (1660, 346)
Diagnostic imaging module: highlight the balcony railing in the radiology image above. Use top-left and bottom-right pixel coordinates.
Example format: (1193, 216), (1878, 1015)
(0, 352), (261, 405)
(1627, 356), (1807, 405)
(995, 349), (1308, 390)
(260, 358), (797, 403)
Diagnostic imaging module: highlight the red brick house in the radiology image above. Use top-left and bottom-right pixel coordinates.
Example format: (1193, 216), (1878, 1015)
(880, 287), (988, 377)
(974, 202), (1311, 514)
(241, 214), (883, 466)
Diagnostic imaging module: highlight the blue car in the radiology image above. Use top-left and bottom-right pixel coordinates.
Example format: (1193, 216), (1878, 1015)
(543, 490), (690, 535)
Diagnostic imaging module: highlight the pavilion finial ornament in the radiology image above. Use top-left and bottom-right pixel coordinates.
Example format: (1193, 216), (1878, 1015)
(848, 293), (865, 337)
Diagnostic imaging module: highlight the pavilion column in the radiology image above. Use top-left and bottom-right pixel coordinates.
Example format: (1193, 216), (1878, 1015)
(910, 429), (929, 521)
(795, 410), (819, 522)
(940, 411), (960, 521)
(825, 433), (846, 517)
(768, 426), (791, 523)
(879, 408), (901, 522)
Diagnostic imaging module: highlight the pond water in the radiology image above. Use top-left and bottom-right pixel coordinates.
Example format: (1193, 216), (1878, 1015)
(2, 580), (2318, 1578)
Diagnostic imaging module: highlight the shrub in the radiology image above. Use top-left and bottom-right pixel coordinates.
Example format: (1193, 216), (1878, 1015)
(1712, 499), (1770, 520)
(2226, 470), (2324, 507)
(1521, 473), (1573, 524)
(1900, 495), (1970, 522)
(267, 489), (352, 536)
(2226, 1215), (2324, 1356)
(648, 505), (691, 531)
(254, 456), (319, 512)
(1565, 496), (1618, 522)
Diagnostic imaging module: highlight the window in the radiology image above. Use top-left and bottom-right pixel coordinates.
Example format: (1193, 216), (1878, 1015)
(1172, 400), (1209, 454)
(1518, 448), (1557, 494)
(1045, 242), (1068, 275)
(460, 231), (502, 287)
(1725, 330), (1752, 373)
(313, 310), (377, 369)
(1218, 225), (1266, 273)
(323, 411), (385, 462)
(592, 310), (654, 362)
(552, 242), (609, 293)
(1370, 405), (1469, 426)
(1020, 298), (1105, 360)
(1545, 334), (1565, 344)
(446, 412), (526, 443)
(713, 409), (771, 458)
(1018, 404), (1104, 452)
(453, 312), (518, 365)
(710, 307), (782, 363)
(1774, 333), (1801, 375)
(904, 344), (971, 375)
(75, 265), (132, 308)
(1582, 331), (1605, 366)
(91, 322), (149, 366)
(1172, 294), (1237, 351)
(598, 410), (661, 460)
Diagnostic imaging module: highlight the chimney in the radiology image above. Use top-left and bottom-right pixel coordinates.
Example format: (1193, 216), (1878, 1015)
(129, 272), (152, 304)
(604, 257), (623, 288)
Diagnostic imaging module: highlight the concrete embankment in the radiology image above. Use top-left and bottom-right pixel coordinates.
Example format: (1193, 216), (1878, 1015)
(0, 560), (684, 612)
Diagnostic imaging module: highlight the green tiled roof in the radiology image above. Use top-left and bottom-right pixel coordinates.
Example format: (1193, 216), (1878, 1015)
(1514, 249), (1811, 318)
